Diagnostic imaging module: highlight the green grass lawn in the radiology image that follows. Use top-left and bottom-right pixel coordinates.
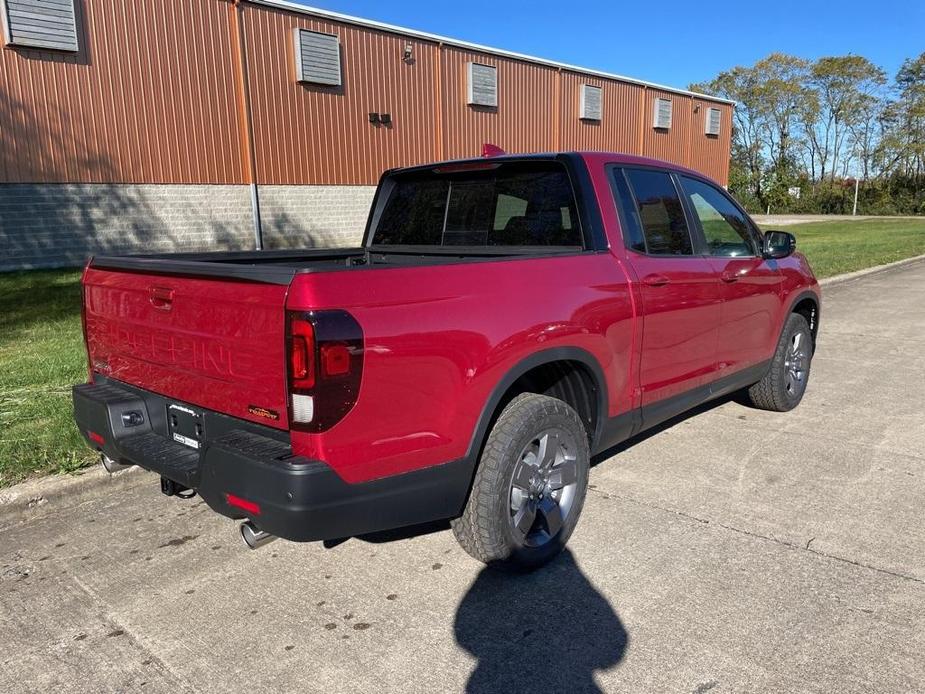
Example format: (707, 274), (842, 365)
(761, 218), (925, 278)
(0, 270), (95, 487)
(1, 217), (924, 488)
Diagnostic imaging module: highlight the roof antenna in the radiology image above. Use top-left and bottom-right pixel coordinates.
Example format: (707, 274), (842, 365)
(481, 143), (506, 158)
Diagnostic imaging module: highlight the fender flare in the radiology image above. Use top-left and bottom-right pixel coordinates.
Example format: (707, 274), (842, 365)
(464, 346), (610, 465)
(785, 289), (821, 340)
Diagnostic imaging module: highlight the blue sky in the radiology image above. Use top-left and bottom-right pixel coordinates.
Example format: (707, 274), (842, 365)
(296, 0), (924, 91)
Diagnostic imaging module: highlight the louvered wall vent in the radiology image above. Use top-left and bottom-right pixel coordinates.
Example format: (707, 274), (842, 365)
(580, 84), (602, 121)
(293, 28), (342, 86)
(1, 0), (79, 52)
(653, 97), (673, 129)
(705, 106), (721, 136)
(467, 62), (498, 107)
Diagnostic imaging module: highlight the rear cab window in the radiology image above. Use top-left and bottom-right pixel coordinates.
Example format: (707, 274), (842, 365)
(370, 161), (583, 250)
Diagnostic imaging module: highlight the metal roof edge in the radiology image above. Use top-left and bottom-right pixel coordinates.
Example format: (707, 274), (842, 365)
(245, 0), (737, 106)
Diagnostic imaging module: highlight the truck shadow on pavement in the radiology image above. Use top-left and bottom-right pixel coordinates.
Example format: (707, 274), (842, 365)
(453, 549), (628, 693)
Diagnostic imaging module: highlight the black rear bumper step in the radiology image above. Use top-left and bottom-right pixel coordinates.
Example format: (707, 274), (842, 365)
(120, 432), (201, 488)
(72, 377), (474, 543)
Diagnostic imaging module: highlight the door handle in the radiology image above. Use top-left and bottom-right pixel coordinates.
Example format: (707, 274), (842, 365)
(720, 270), (739, 283)
(149, 286), (174, 310)
(642, 273), (670, 287)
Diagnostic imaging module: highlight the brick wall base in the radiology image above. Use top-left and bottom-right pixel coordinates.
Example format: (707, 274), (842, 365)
(0, 183), (377, 271)
(0, 184), (255, 271)
(259, 185), (376, 249)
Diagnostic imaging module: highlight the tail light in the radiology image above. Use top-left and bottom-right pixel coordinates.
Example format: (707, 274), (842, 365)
(286, 310), (363, 432)
(289, 316), (315, 390)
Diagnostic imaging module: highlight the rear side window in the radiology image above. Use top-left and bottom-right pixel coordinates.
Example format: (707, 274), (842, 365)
(372, 161), (582, 248)
(679, 176), (756, 257)
(624, 169), (693, 255)
(610, 169), (646, 253)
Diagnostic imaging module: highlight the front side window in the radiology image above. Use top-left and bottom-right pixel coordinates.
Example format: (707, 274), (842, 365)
(624, 169), (693, 255)
(680, 177), (756, 257)
(373, 161), (582, 248)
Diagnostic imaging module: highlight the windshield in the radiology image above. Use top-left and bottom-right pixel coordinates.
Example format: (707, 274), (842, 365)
(370, 161), (583, 248)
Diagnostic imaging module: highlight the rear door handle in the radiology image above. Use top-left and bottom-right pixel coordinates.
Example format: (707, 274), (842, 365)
(720, 270), (739, 283)
(642, 273), (670, 287)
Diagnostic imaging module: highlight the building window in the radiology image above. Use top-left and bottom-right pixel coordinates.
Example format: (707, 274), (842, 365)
(467, 62), (498, 107)
(293, 28), (342, 86)
(705, 107), (721, 136)
(652, 97), (672, 130)
(1, 0), (79, 52)
(580, 84), (602, 121)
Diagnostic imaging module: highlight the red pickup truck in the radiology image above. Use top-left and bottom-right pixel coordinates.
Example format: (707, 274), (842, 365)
(73, 152), (819, 569)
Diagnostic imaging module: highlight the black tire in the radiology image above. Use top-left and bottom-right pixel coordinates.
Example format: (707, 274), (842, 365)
(746, 313), (813, 412)
(451, 393), (590, 570)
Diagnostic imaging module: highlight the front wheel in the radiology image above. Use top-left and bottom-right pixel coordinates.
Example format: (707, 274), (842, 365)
(747, 313), (814, 412)
(451, 393), (590, 570)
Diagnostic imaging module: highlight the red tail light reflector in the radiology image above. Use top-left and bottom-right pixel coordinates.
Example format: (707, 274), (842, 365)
(320, 343), (351, 377)
(225, 493), (261, 516)
(88, 431), (105, 446)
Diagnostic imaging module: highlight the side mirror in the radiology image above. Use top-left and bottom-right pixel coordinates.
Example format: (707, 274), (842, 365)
(763, 230), (796, 260)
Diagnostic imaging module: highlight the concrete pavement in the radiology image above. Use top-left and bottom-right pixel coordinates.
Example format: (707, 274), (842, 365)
(2, 261), (924, 693)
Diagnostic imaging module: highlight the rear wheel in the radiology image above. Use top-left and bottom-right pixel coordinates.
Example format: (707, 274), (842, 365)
(451, 393), (590, 570)
(747, 313), (813, 412)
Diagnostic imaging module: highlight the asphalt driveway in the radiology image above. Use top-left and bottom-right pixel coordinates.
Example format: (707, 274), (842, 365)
(2, 261), (923, 693)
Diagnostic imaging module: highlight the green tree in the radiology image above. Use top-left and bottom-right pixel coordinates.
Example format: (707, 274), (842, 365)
(692, 67), (765, 203)
(894, 52), (925, 177)
(696, 51), (923, 214)
(752, 54), (811, 178)
(804, 56), (887, 181)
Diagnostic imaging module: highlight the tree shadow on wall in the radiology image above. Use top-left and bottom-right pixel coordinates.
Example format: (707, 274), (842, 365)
(261, 209), (317, 250)
(0, 80), (256, 271)
(454, 549), (629, 693)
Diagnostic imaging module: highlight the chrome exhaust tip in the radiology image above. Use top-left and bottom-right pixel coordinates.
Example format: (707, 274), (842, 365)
(239, 520), (277, 550)
(100, 454), (130, 475)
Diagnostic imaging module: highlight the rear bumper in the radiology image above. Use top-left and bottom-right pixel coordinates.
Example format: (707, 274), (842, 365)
(72, 377), (472, 542)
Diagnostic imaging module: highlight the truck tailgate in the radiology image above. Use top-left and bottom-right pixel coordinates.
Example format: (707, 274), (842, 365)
(83, 267), (290, 430)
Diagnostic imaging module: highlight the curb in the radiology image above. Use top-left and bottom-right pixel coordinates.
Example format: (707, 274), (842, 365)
(820, 253), (925, 287)
(0, 464), (149, 523)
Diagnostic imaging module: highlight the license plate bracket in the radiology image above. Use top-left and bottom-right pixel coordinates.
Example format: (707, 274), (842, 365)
(167, 403), (203, 450)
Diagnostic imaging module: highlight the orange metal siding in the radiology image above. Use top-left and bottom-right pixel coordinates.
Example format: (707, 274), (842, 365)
(642, 88), (694, 169)
(0, 0), (245, 184)
(688, 100), (733, 184)
(558, 72), (642, 154)
(439, 47), (557, 161)
(241, 3), (439, 185)
(0, 0), (733, 187)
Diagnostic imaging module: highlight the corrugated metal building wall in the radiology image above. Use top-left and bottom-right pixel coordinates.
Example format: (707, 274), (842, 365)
(0, 0), (733, 269)
(0, 0), (246, 184)
(238, 1), (732, 184)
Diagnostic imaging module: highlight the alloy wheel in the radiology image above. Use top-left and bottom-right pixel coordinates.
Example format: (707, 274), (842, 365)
(508, 428), (579, 548)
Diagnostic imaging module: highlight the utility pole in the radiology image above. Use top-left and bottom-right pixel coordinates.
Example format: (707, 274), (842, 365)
(852, 178), (860, 217)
